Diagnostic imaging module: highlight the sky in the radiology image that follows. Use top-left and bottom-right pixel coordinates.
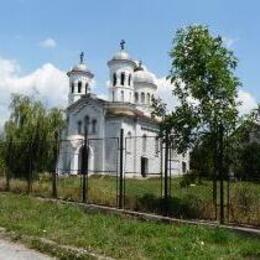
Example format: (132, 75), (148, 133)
(0, 0), (259, 127)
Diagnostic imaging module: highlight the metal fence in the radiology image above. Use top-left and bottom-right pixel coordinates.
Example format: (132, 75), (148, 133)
(0, 130), (259, 228)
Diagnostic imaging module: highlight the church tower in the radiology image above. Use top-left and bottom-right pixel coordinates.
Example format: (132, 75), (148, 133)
(107, 40), (136, 103)
(67, 52), (94, 105)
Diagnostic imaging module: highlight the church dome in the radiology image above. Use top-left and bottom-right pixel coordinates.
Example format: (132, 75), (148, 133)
(133, 63), (156, 85)
(72, 63), (88, 72)
(112, 50), (130, 60)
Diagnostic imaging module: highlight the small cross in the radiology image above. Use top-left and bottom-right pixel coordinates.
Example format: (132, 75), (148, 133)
(120, 39), (126, 50)
(80, 51), (84, 64)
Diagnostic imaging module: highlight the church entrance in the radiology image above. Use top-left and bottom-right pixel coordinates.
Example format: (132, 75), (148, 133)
(77, 145), (94, 174)
(141, 157), (148, 177)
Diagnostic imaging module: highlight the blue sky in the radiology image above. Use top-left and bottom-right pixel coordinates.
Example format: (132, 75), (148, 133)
(0, 0), (259, 125)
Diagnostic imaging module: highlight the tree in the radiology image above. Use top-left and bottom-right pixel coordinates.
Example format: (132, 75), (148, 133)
(160, 25), (241, 222)
(3, 94), (65, 187)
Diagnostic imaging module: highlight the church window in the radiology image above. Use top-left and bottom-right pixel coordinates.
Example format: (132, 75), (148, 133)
(92, 119), (97, 134)
(71, 83), (75, 93)
(77, 121), (82, 134)
(129, 92), (132, 102)
(84, 116), (89, 133)
(121, 90), (124, 102)
(78, 81), (82, 93)
(142, 134), (147, 153)
(128, 74), (131, 86)
(121, 72), (125, 85)
(147, 93), (151, 104)
(182, 162), (187, 173)
(113, 73), (117, 86)
(112, 90), (115, 102)
(85, 83), (88, 94)
(141, 92), (145, 103)
(155, 136), (159, 155)
(135, 92), (139, 103)
(127, 131), (132, 153)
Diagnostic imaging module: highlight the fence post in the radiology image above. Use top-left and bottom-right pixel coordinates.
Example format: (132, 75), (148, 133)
(27, 142), (33, 194)
(119, 128), (124, 209)
(164, 131), (169, 215)
(219, 124), (224, 224)
(52, 131), (58, 198)
(82, 126), (88, 203)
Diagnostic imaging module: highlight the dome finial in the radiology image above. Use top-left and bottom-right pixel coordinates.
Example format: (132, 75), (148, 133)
(80, 51), (84, 64)
(120, 39), (126, 50)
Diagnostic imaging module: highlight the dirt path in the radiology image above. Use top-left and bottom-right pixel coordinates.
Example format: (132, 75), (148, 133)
(0, 238), (53, 260)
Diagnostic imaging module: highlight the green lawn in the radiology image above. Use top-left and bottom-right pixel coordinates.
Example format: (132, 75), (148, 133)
(0, 193), (259, 259)
(0, 174), (259, 226)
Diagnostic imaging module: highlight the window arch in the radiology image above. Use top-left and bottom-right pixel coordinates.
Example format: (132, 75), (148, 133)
(121, 90), (124, 102)
(128, 74), (131, 86)
(127, 131), (132, 153)
(113, 73), (117, 86)
(121, 72), (125, 85)
(135, 92), (139, 103)
(92, 119), (97, 134)
(78, 81), (82, 93)
(84, 115), (89, 133)
(147, 93), (151, 104)
(112, 90), (115, 102)
(141, 92), (145, 104)
(71, 83), (75, 94)
(142, 134), (147, 153)
(77, 121), (82, 134)
(85, 83), (89, 94)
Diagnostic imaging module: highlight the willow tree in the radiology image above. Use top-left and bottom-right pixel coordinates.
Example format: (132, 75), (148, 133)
(164, 25), (241, 222)
(3, 94), (65, 189)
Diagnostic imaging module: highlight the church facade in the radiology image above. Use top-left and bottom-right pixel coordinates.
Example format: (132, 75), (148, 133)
(58, 42), (190, 177)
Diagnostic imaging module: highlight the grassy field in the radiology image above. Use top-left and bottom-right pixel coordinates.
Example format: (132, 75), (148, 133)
(0, 193), (259, 259)
(0, 174), (259, 226)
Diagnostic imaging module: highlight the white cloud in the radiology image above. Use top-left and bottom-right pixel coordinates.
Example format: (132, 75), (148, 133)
(156, 77), (257, 116)
(156, 77), (178, 112)
(237, 89), (257, 115)
(222, 36), (238, 48)
(39, 37), (57, 48)
(0, 57), (67, 129)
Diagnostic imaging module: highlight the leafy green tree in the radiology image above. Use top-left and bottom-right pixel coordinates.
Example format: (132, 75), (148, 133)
(163, 25), (240, 173)
(3, 94), (65, 187)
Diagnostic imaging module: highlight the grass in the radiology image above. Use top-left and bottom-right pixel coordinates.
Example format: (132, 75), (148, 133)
(0, 192), (259, 259)
(0, 174), (259, 226)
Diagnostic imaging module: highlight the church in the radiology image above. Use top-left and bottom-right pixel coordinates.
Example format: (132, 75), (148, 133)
(57, 41), (190, 177)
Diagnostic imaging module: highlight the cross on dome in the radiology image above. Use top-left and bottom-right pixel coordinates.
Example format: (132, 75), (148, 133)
(120, 39), (126, 50)
(80, 51), (84, 64)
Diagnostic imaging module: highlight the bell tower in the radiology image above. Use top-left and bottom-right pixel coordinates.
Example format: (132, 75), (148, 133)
(67, 52), (94, 105)
(107, 40), (136, 103)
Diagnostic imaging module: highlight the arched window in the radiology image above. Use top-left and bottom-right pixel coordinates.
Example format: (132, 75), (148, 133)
(121, 90), (124, 102)
(77, 121), (82, 134)
(92, 119), (97, 134)
(85, 83), (88, 94)
(71, 83), (75, 93)
(147, 93), (151, 104)
(121, 72), (125, 85)
(128, 74), (131, 86)
(142, 134), (147, 153)
(78, 81), (82, 93)
(141, 92), (145, 104)
(182, 162), (187, 173)
(135, 92), (139, 103)
(84, 116), (89, 133)
(155, 136), (159, 155)
(112, 90), (115, 102)
(127, 131), (132, 153)
(113, 73), (117, 86)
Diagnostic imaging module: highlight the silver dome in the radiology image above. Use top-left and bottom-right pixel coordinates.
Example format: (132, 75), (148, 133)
(134, 69), (156, 85)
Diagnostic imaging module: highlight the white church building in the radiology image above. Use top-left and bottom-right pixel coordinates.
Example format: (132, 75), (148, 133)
(58, 41), (190, 177)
